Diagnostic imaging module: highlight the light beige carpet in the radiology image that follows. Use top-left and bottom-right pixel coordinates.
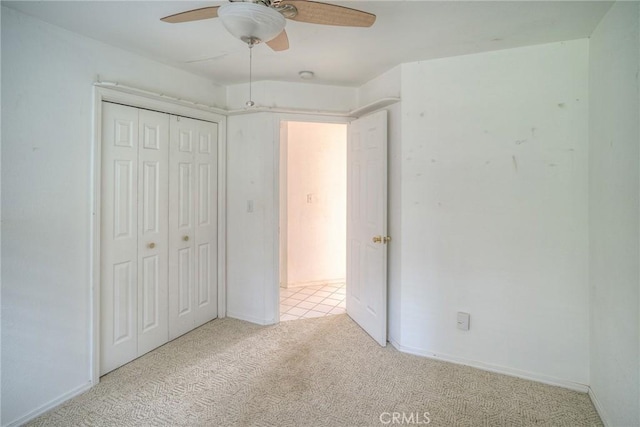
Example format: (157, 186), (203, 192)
(29, 315), (602, 426)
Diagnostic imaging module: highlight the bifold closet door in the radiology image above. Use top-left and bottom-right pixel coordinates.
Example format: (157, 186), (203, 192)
(168, 115), (218, 340)
(136, 109), (170, 356)
(101, 102), (169, 375)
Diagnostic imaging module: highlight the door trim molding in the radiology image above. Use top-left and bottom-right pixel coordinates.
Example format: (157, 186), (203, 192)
(91, 85), (227, 385)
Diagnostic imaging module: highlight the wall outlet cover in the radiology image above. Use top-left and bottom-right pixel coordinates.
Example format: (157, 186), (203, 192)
(457, 312), (470, 331)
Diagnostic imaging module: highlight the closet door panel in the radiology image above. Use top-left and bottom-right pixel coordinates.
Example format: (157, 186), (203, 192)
(194, 121), (218, 326)
(177, 246), (194, 314)
(101, 103), (139, 375)
(168, 116), (197, 339)
(137, 109), (170, 356)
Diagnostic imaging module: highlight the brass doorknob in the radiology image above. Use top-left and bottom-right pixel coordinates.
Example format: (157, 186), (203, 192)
(183, 235), (189, 242)
(148, 242), (156, 249)
(372, 236), (391, 244)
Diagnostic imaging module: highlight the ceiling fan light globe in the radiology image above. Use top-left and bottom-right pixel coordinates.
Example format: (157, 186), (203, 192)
(218, 3), (286, 44)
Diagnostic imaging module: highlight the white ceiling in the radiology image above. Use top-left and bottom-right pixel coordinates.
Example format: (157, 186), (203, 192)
(4, 0), (613, 87)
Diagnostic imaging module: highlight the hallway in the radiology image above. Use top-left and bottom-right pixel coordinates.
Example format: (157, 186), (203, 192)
(279, 283), (346, 321)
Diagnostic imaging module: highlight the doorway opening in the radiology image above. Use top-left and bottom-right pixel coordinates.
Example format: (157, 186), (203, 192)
(279, 121), (347, 321)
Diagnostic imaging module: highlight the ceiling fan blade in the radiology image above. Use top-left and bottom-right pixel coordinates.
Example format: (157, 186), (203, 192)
(266, 30), (289, 51)
(161, 7), (220, 24)
(280, 1), (375, 27)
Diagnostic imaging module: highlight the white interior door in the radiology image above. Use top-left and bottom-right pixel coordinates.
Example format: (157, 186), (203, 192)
(346, 110), (388, 346)
(193, 119), (218, 327)
(101, 103), (139, 374)
(101, 104), (171, 375)
(137, 109), (170, 355)
(168, 115), (218, 339)
(169, 115), (196, 339)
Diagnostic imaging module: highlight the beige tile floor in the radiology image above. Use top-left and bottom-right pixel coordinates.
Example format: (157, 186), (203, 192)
(279, 283), (346, 321)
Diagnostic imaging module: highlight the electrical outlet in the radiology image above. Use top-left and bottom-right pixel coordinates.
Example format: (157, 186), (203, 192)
(457, 312), (470, 331)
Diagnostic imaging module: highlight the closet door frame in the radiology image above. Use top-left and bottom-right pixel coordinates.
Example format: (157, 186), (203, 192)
(91, 85), (227, 385)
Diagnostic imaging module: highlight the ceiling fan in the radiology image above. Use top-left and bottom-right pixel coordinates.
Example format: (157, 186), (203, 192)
(161, 0), (376, 52)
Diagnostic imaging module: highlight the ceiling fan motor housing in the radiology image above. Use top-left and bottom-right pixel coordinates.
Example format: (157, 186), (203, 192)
(218, 2), (286, 43)
(229, 0), (272, 5)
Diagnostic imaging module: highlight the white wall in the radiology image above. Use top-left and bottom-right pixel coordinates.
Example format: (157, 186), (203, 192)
(397, 40), (590, 388)
(227, 81), (357, 112)
(286, 122), (346, 287)
(0, 8), (226, 426)
(357, 66), (401, 107)
(588, 2), (640, 425)
(226, 113), (279, 324)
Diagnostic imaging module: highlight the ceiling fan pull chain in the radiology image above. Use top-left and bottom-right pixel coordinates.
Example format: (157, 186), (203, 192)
(246, 41), (255, 108)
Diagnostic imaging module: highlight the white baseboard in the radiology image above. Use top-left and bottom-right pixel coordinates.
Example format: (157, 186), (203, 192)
(282, 278), (345, 289)
(226, 311), (276, 326)
(588, 387), (611, 427)
(4, 381), (93, 427)
(388, 339), (589, 393)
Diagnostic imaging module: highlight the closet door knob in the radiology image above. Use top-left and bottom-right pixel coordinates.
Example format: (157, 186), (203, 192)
(183, 235), (189, 242)
(148, 242), (156, 249)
